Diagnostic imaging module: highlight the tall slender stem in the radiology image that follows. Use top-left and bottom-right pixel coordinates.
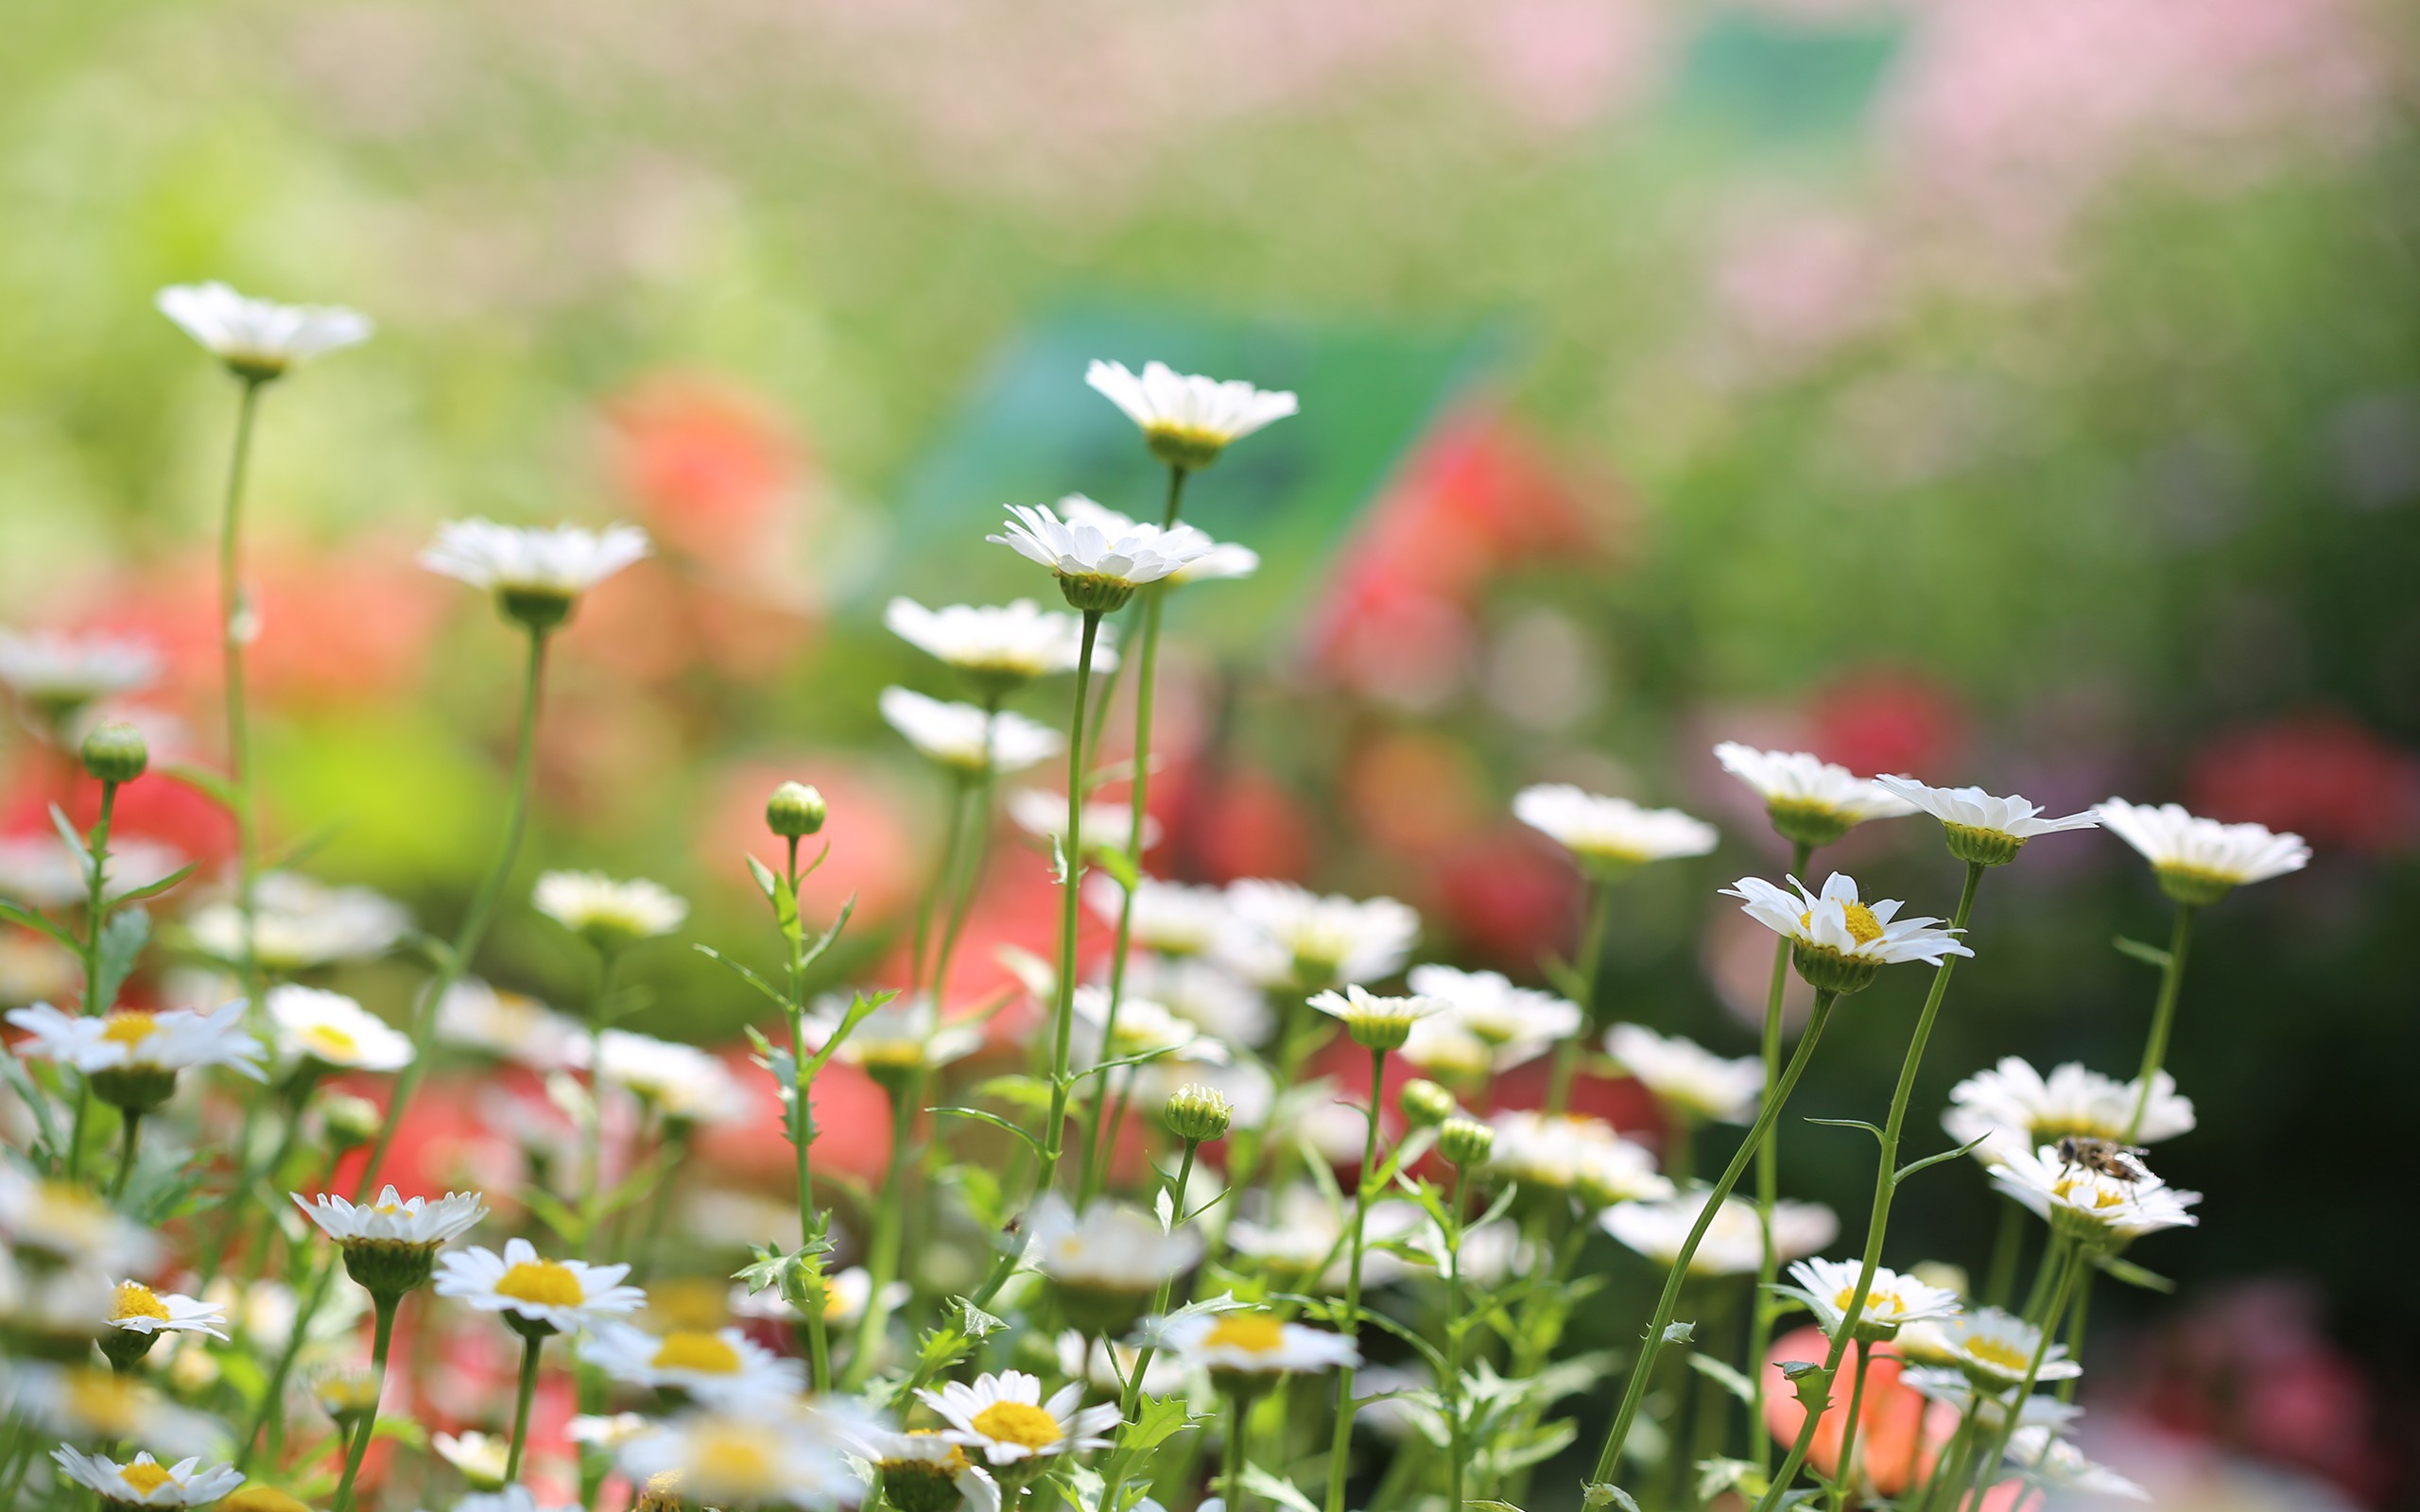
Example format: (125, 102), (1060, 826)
(1590, 988), (1841, 1489)
(780, 834), (836, 1392)
(1034, 611), (1102, 1196)
(1981, 1197), (2027, 1310)
(1222, 1392), (1253, 1512)
(217, 376), (268, 1022)
(64, 779), (121, 1183)
(2125, 903), (2196, 1139)
(330, 1294), (399, 1512)
(1544, 875), (1616, 1116)
(910, 771), (972, 994)
(1754, 863), (1985, 1512)
(1745, 835), (1813, 1469)
(928, 755), (991, 1007)
(505, 1332), (545, 1483)
(1117, 1138), (1200, 1417)
(1962, 1241), (2083, 1508)
(844, 1077), (919, 1388)
(1829, 1338), (1876, 1512)
(1321, 1046), (1388, 1512)
(108, 1112), (143, 1200)
(1443, 1165), (1473, 1512)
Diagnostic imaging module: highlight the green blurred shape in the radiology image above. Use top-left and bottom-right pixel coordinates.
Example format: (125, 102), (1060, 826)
(874, 303), (1503, 658)
(257, 709), (496, 887)
(1670, 9), (1905, 146)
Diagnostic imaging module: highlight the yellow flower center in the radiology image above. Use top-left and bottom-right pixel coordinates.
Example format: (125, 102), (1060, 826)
(494, 1260), (584, 1309)
(652, 1331), (742, 1374)
(1203, 1314), (1288, 1353)
(302, 1024), (360, 1061)
(111, 1281), (170, 1323)
(1835, 1286), (1904, 1316)
(118, 1462), (176, 1495)
(970, 1400), (1064, 1449)
(1963, 1336), (2031, 1373)
(2049, 1178), (2130, 1211)
(692, 1425), (779, 1491)
(65, 1369), (138, 1435)
(1800, 902), (1883, 945)
(101, 1012), (160, 1046)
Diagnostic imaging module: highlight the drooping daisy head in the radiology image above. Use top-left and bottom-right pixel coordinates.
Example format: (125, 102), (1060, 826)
(615, 1403), (865, 1510)
(1219, 880), (1419, 992)
(0, 628), (159, 732)
(1602, 1189), (1837, 1276)
(1781, 1257), (1962, 1342)
(1408, 965), (1582, 1059)
(435, 1236), (646, 1338)
(1486, 1110), (1674, 1210)
(533, 870), (687, 951)
(156, 282), (370, 381)
(1086, 875), (1234, 959)
(1056, 496), (1259, 584)
(885, 597), (1113, 696)
(1605, 1023), (1764, 1125)
(1152, 1310), (1359, 1386)
(1988, 1143), (2201, 1246)
(880, 687), (1063, 776)
(1084, 359), (1299, 471)
(1935, 1307), (2083, 1390)
(1512, 784), (1719, 876)
(988, 504), (1215, 612)
(266, 986), (413, 1074)
(858, 1428), (1003, 1512)
(919, 1369), (1122, 1466)
(1713, 743), (1916, 849)
(1942, 1057), (2196, 1167)
(2095, 799), (2311, 907)
(294, 1186), (488, 1299)
(420, 519), (652, 633)
(436, 978), (590, 1073)
(1873, 776), (2099, 868)
(579, 1321), (804, 1403)
(1721, 873), (1971, 995)
(7, 1000), (266, 1111)
(596, 1030), (747, 1126)
(2004, 1425), (2152, 1501)
(1022, 1194), (1202, 1332)
(187, 871), (409, 974)
(1308, 983), (1442, 1052)
(50, 1446), (244, 1508)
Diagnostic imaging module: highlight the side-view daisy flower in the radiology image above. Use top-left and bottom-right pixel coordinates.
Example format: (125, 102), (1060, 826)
(859, 1428), (1004, 1512)
(801, 992), (984, 1082)
(1988, 1143), (2202, 1245)
(0, 628), (158, 729)
(1936, 1307), (2083, 1390)
(187, 871), (408, 973)
(1943, 1057), (2196, 1166)
(2003, 1425), (2152, 1501)
(266, 986), (413, 1074)
(1070, 986), (1224, 1068)
(1605, 1023), (1763, 1125)
(579, 1321), (804, 1401)
(1875, 775), (2100, 867)
(1512, 784), (1719, 875)
(436, 979), (590, 1072)
(1309, 983), (1441, 1051)
(1057, 496), (1259, 583)
(885, 596), (1113, 694)
(1780, 1257), (1962, 1341)
(1722, 872), (1971, 994)
(880, 687), (1063, 775)
(920, 1369), (1122, 1467)
(1602, 1190), (1836, 1276)
(432, 1429), (511, 1488)
(7, 1001), (266, 1111)
(1022, 1194), (1203, 1332)
(1085, 875), (1232, 958)
(1084, 359), (1299, 471)
(51, 1446), (244, 1508)
(1713, 742), (1915, 849)
(420, 519), (651, 632)
(2094, 798), (2311, 906)
(1487, 1111), (1675, 1209)
(105, 1280), (228, 1342)
(1123, 954), (1270, 1047)
(596, 1029), (747, 1126)
(988, 504), (1214, 612)
(295, 1186), (488, 1299)
(1152, 1311), (1359, 1382)
(156, 282), (371, 380)
(533, 871), (687, 950)
(1408, 965), (1582, 1052)
(615, 1404), (861, 1510)
(435, 1237), (644, 1337)
(1220, 880), (1419, 992)
(0, 1170), (161, 1272)
(1009, 788), (1160, 857)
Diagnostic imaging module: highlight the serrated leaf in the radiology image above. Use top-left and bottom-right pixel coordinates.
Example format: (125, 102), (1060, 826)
(1118, 1393), (1189, 1453)
(2113, 935), (2173, 970)
(951, 1295), (1006, 1338)
(1687, 1352), (1756, 1405)
(91, 906), (150, 1013)
(1659, 1319), (1695, 1346)
(1582, 1485), (1642, 1511)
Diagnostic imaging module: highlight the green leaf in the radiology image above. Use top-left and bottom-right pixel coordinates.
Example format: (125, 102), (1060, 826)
(931, 1106), (1044, 1155)
(0, 898), (80, 952)
(1049, 834), (1077, 887)
(107, 862), (199, 907)
(369, 1414), (428, 1449)
(1895, 1133), (1991, 1187)
(49, 805), (91, 867)
(952, 1294), (1007, 1339)
(973, 1074), (1054, 1114)
(91, 906), (150, 1014)
(1469, 1503), (1529, 1511)
(1804, 1117), (1886, 1143)
(692, 944), (792, 1013)
(0, 1056), (62, 1166)
(746, 852), (782, 905)
(1118, 1393), (1190, 1453)
(1582, 1485), (1643, 1511)
(1240, 1466), (1321, 1512)
(1660, 1319), (1695, 1346)
(163, 762), (238, 809)
(1094, 845), (1139, 894)
(1687, 1352), (1756, 1405)
(2094, 1254), (2177, 1293)
(796, 893), (858, 973)
(2113, 935), (2174, 970)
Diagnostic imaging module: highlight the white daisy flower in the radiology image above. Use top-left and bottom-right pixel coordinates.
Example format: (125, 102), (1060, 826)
(1407, 965), (1582, 1053)
(1120, 954), (1270, 1047)
(0, 1249), (114, 1342)
(0, 1363), (219, 1456)
(1009, 788), (1160, 856)
(919, 1369), (1122, 1466)
(7, 1001), (266, 1108)
(432, 1429), (512, 1488)
(420, 519), (651, 629)
(1487, 1111), (1674, 1208)
(1512, 784), (1719, 873)
(455, 1488), (581, 1512)
(1943, 1057), (2195, 1167)
(1086, 875), (1234, 958)
(579, 1321), (804, 1401)
(1151, 1311), (1359, 1378)
(0, 628), (159, 719)
(533, 871), (687, 949)
(1397, 1014), (1502, 1079)
(988, 504), (1215, 612)
(1022, 1194), (1202, 1332)
(595, 1030), (746, 1126)
(0, 1170), (161, 1272)
(567, 1411), (651, 1451)
(187, 871), (409, 973)
(1602, 1189), (1837, 1276)
(2004, 1425), (2152, 1501)
(1604, 1023), (1763, 1125)
(50, 1446), (244, 1507)
(106, 1281), (228, 1341)
(155, 282), (370, 379)
(1781, 1257), (1962, 1342)
(884, 597), (1114, 689)
(1933, 1307), (2083, 1390)
(1901, 1367), (2083, 1435)
(2095, 798), (2311, 906)
(1308, 983), (1441, 1051)
(1084, 359), (1299, 471)
(802, 992), (983, 1077)
(1225, 1185), (1421, 1290)
(1722, 872), (1971, 993)
(434, 1237), (645, 1336)
(0, 835), (184, 910)
(265, 986), (413, 1074)
(1713, 742), (1917, 847)
(1071, 986), (1225, 1067)
(1874, 775), (2099, 866)
(859, 1428), (1003, 1512)
(1988, 1143), (2202, 1244)
(879, 687), (1063, 775)
(311, 1366), (385, 1427)
(1219, 880), (1419, 991)
(616, 1404), (861, 1510)
(1056, 495), (1259, 583)
(436, 979), (590, 1073)
(293, 1186), (488, 1256)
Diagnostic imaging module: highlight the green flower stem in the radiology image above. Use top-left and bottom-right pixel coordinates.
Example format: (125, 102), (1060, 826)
(1980, 1196), (2027, 1310)
(2125, 903), (2196, 1139)
(1117, 1135), (1201, 1419)
(1754, 862), (1985, 1512)
(1544, 874), (1617, 1117)
(1222, 1391), (1253, 1512)
(579, 945), (624, 1224)
(1443, 1165), (1473, 1512)
(1744, 835), (1813, 1470)
(1590, 988), (1841, 1490)
(1913, 1404), (1982, 1512)
(780, 833), (835, 1393)
(844, 1074), (921, 1390)
(238, 1252), (335, 1470)
(203, 1081), (313, 1291)
(217, 375), (268, 1024)
(330, 1293), (399, 1512)
(1827, 1338), (1876, 1512)
(2056, 1271), (2092, 1404)
(1321, 1045), (1389, 1512)
(63, 777), (121, 1184)
(1033, 611), (1102, 1197)
(929, 742), (996, 1007)
(909, 769), (973, 995)
(1962, 1241), (2084, 1508)
(108, 1112), (143, 1200)
(504, 1331), (546, 1484)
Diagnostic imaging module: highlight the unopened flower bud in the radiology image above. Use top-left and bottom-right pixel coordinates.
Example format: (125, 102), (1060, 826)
(1439, 1116), (1495, 1168)
(80, 721), (148, 785)
(318, 1091), (382, 1151)
(766, 781), (827, 839)
(1399, 1078), (1457, 1128)
(1162, 1083), (1234, 1143)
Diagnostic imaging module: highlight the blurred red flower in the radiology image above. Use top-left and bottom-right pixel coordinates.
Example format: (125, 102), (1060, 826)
(2187, 713), (2420, 854)
(606, 372), (805, 567)
(1809, 671), (1966, 781)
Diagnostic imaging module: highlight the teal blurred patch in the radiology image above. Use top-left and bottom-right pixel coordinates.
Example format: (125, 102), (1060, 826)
(1670, 9), (1905, 147)
(876, 304), (1503, 659)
